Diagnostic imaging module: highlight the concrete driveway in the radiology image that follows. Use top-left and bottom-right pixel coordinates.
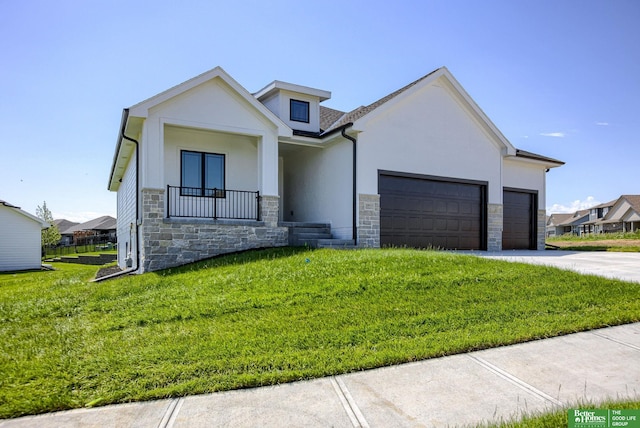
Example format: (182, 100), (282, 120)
(470, 250), (640, 283)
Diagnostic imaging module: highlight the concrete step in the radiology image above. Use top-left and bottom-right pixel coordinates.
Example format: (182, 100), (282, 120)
(316, 239), (357, 249)
(288, 227), (331, 235)
(279, 222), (330, 228)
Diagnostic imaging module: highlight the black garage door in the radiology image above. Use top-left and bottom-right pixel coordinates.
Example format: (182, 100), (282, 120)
(503, 189), (537, 250)
(379, 172), (486, 250)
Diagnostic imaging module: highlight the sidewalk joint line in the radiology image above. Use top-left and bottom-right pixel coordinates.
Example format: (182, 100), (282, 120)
(467, 355), (564, 407)
(591, 331), (640, 352)
(331, 377), (370, 428)
(158, 397), (184, 428)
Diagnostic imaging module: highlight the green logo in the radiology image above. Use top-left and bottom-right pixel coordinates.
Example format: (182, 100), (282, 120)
(568, 409), (640, 428)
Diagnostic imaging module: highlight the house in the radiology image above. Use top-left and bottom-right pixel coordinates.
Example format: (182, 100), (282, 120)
(557, 210), (590, 236)
(0, 199), (49, 271)
(582, 200), (616, 234)
(53, 219), (79, 246)
(108, 66), (564, 272)
(599, 195), (640, 233)
(64, 216), (117, 245)
(546, 213), (573, 237)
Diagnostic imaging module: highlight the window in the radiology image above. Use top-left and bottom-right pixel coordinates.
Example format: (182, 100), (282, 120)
(290, 99), (310, 123)
(181, 150), (225, 196)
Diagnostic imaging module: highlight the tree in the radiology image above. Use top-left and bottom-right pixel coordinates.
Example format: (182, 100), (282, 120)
(36, 201), (61, 248)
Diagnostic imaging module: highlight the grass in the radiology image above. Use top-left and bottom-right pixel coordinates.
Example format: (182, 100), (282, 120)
(482, 398), (640, 427)
(1, 247), (639, 418)
(547, 231), (640, 252)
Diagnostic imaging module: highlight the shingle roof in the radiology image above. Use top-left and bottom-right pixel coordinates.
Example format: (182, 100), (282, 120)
(53, 219), (80, 234)
(320, 68), (442, 134)
(0, 199), (20, 209)
(621, 195), (640, 212)
(547, 213), (573, 226)
(316, 71), (563, 167)
(65, 216), (116, 233)
(558, 210), (589, 226)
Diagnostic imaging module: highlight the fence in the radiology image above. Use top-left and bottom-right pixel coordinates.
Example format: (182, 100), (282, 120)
(167, 185), (260, 220)
(44, 241), (116, 258)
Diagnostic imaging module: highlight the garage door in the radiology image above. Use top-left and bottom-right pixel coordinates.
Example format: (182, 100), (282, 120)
(503, 189), (536, 250)
(379, 172), (486, 250)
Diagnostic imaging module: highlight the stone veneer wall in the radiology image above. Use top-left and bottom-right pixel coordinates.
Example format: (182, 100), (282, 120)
(487, 203), (503, 252)
(358, 194), (380, 248)
(140, 189), (287, 272)
(537, 209), (546, 250)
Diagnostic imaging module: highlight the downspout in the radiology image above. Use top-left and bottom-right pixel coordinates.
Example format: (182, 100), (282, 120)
(119, 108), (141, 272)
(341, 126), (357, 243)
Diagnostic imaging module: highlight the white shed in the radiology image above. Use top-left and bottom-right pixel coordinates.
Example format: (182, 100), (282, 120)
(0, 200), (49, 271)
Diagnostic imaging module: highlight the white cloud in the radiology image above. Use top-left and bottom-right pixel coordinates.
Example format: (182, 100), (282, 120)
(547, 196), (600, 213)
(540, 132), (565, 138)
(595, 122), (609, 126)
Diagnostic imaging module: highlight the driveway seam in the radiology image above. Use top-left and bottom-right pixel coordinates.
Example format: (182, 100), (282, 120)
(330, 377), (370, 428)
(591, 331), (640, 352)
(467, 355), (564, 407)
(158, 397), (184, 428)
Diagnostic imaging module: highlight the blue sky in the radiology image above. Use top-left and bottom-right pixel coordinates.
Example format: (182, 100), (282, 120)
(1, 0), (638, 222)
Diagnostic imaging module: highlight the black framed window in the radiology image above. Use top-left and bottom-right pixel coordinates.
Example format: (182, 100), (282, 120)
(290, 99), (310, 123)
(181, 150), (225, 197)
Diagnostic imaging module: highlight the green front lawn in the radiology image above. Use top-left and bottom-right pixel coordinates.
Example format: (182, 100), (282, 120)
(1, 248), (639, 418)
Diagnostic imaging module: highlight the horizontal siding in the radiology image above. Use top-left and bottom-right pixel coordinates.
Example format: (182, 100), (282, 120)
(0, 206), (42, 271)
(117, 151), (138, 269)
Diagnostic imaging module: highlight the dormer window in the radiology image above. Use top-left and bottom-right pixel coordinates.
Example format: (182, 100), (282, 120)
(290, 99), (310, 123)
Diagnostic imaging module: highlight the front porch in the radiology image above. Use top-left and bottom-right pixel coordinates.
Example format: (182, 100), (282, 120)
(139, 189), (286, 272)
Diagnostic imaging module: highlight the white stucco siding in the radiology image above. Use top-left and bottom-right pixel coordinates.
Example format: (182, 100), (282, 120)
(356, 83), (503, 203)
(164, 125), (259, 191)
(116, 151), (138, 269)
(141, 77), (280, 195)
(0, 206), (43, 271)
(503, 158), (546, 203)
(283, 141), (353, 239)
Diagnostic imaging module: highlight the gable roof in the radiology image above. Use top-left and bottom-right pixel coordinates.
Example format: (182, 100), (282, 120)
(0, 199), (49, 228)
(602, 194), (640, 222)
(558, 210), (590, 226)
(621, 195), (640, 212)
(319, 67), (563, 166)
(321, 68), (442, 134)
(109, 66), (294, 191)
(65, 216), (116, 233)
(547, 213), (573, 226)
(53, 219), (80, 234)
(127, 67), (291, 136)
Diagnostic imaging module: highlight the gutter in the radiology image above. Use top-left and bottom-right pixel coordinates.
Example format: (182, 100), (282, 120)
(340, 125), (357, 243)
(118, 108), (141, 272)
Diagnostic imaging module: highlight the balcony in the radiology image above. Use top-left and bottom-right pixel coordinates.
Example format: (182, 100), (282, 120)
(167, 185), (260, 221)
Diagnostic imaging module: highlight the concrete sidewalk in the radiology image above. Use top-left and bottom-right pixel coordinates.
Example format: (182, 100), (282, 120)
(2, 323), (639, 428)
(472, 250), (640, 283)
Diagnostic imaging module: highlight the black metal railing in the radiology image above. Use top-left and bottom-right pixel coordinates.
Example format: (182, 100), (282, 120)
(167, 185), (260, 220)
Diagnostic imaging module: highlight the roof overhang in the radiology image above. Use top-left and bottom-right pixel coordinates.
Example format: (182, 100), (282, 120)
(506, 149), (565, 169)
(0, 201), (49, 229)
(254, 80), (331, 102)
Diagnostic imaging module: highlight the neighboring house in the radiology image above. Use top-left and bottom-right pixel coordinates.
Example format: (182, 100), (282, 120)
(65, 216), (117, 245)
(557, 210), (590, 236)
(546, 213), (573, 237)
(0, 199), (49, 271)
(599, 195), (640, 233)
(108, 66), (564, 272)
(53, 219), (80, 246)
(582, 200), (615, 234)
